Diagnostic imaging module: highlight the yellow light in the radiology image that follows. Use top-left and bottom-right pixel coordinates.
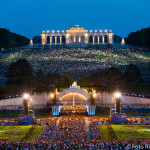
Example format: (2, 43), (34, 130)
(23, 94), (29, 99)
(93, 93), (96, 97)
(50, 94), (54, 98)
(114, 92), (121, 98)
(84, 33), (88, 37)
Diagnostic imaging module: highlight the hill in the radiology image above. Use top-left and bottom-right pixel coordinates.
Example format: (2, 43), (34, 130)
(125, 27), (150, 49)
(33, 36), (41, 43)
(113, 35), (122, 43)
(0, 28), (29, 49)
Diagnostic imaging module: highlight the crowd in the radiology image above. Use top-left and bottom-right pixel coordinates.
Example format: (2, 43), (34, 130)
(89, 116), (108, 140)
(53, 115), (87, 142)
(89, 116), (108, 125)
(0, 139), (150, 149)
(0, 115), (150, 149)
(36, 117), (57, 140)
(0, 48), (149, 80)
(126, 117), (150, 124)
(0, 118), (18, 125)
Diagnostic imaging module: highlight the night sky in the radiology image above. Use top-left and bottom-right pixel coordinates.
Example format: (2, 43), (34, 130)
(0, 0), (150, 39)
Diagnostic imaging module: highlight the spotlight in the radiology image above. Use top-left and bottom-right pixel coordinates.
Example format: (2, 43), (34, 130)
(23, 94), (29, 100)
(50, 94), (54, 98)
(114, 92), (121, 98)
(93, 93), (96, 97)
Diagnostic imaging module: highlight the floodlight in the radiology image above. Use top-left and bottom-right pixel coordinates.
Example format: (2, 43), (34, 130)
(114, 92), (121, 98)
(93, 93), (96, 97)
(23, 94), (29, 99)
(50, 94), (54, 98)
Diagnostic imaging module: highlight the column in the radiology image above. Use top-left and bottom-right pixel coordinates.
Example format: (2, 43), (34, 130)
(74, 36), (76, 43)
(84, 33), (88, 44)
(45, 35), (47, 44)
(50, 36), (52, 44)
(79, 36), (81, 43)
(41, 34), (46, 45)
(66, 34), (70, 44)
(108, 33), (113, 44)
(92, 36), (95, 44)
(102, 36), (104, 44)
(60, 36), (62, 44)
(55, 36), (57, 44)
(97, 36), (100, 44)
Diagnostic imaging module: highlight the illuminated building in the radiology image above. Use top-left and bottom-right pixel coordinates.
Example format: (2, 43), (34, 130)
(41, 25), (113, 45)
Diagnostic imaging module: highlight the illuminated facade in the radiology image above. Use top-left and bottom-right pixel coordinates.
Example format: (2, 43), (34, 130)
(41, 25), (113, 45)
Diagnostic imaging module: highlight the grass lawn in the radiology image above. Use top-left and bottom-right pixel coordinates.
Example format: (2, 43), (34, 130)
(99, 125), (113, 140)
(111, 124), (150, 140)
(0, 125), (32, 141)
(0, 125), (43, 141)
(27, 125), (43, 140)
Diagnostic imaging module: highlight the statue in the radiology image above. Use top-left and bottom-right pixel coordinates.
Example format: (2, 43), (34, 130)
(121, 38), (125, 45)
(30, 39), (33, 46)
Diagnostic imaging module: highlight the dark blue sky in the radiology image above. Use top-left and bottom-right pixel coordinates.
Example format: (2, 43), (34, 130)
(0, 0), (150, 39)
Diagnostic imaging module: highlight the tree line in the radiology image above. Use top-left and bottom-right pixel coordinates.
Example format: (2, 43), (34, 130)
(0, 59), (74, 96)
(0, 59), (150, 97)
(125, 27), (150, 50)
(0, 28), (29, 49)
(78, 64), (150, 96)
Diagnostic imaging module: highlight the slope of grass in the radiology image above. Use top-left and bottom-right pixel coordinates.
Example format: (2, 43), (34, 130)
(99, 125), (113, 140)
(0, 125), (32, 141)
(111, 124), (150, 140)
(27, 125), (44, 140)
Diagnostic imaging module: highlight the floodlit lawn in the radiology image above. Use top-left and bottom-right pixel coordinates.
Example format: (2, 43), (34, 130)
(99, 125), (113, 140)
(111, 124), (150, 140)
(27, 125), (44, 140)
(0, 125), (32, 141)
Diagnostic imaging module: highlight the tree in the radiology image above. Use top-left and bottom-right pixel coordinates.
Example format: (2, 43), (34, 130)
(0, 28), (29, 49)
(6, 59), (34, 94)
(107, 67), (124, 92)
(46, 72), (74, 88)
(36, 69), (45, 89)
(124, 64), (141, 83)
(125, 27), (150, 50)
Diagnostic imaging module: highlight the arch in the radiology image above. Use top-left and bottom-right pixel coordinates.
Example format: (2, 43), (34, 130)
(81, 36), (85, 43)
(70, 36), (74, 43)
(76, 36), (79, 43)
(57, 87), (90, 102)
(62, 36), (66, 43)
(99, 36), (102, 42)
(47, 36), (50, 44)
(89, 35), (93, 43)
(57, 36), (60, 43)
(95, 36), (98, 43)
(104, 35), (108, 43)
(52, 36), (55, 43)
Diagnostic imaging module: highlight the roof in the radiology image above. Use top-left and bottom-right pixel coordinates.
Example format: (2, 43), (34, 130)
(57, 87), (90, 100)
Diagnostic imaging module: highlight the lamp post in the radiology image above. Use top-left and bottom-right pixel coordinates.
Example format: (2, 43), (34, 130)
(114, 92), (121, 114)
(73, 92), (75, 106)
(23, 94), (31, 115)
